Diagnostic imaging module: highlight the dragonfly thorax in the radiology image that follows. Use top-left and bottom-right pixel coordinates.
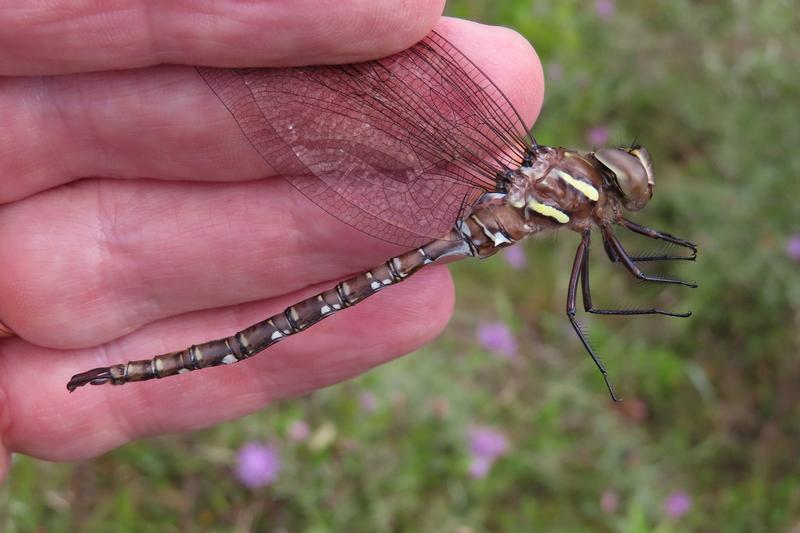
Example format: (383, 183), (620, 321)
(500, 147), (612, 232)
(495, 144), (658, 236)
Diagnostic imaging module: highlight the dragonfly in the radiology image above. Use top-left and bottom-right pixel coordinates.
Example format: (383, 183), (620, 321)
(67, 30), (696, 400)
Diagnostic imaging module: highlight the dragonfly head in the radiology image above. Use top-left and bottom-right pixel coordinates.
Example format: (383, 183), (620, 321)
(594, 146), (654, 211)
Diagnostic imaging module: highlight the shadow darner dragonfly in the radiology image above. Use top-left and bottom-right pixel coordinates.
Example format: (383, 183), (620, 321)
(67, 30), (696, 400)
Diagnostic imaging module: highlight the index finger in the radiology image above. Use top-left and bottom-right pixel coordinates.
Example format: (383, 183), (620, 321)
(0, 0), (445, 75)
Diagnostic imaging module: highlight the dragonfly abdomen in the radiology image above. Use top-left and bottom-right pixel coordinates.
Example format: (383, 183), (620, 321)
(66, 228), (474, 390)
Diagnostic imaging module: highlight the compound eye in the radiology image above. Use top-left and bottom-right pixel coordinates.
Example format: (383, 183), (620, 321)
(594, 148), (653, 211)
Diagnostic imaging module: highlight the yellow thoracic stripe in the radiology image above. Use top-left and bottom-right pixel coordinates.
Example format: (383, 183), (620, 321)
(527, 200), (570, 224)
(555, 170), (599, 202)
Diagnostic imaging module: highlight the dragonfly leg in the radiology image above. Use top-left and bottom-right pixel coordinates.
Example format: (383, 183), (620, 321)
(602, 226), (698, 288)
(626, 252), (696, 262)
(581, 232), (691, 318)
(621, 217), (697, 260)
(602, 222), (695, 263)
(567, 230), (620, 402)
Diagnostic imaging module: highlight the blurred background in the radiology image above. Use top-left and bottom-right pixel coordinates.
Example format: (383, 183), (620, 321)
(3, 0), (799, 530)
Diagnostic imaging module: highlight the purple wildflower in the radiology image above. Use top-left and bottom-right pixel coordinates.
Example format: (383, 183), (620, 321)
(360, 391), (377, 413)
(787, 234), (800, 262)
(287, 420), (310, 442)
(664, 491), (692, 518)
(586, 125), (610, 146)
(503, 246), (528, 270)
(469, 456), (492, 479)
(469, 426), (508, 459)
(595, 0), (615, 19)
(600, 489), (619, 513)
(467, 426), (509, 479)
(234, 442), (281, 489)
(477, 321), (518, 359)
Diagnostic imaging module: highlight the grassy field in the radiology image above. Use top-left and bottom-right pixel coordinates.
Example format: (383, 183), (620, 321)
(3, 0), (799, 531)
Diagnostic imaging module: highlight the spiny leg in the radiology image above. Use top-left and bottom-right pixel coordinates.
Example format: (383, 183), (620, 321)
(567, 230), (620, 401)
(602, 226), (698, 288)
(621, 218), (697, 259)
(602, 226), (695, 263)
(602, 240), (691, 264)
(581, 231), (691, 318)
(626, 252), (696, 263)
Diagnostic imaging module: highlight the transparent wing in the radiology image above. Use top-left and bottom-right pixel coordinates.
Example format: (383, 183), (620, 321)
(198, 30), (533, 247)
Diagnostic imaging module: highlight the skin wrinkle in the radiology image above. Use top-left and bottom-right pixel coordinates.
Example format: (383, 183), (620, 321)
(1, 181), (139, 344)
(73, 71), (163, 180)
(194, 5), (274, 63)
(0, 195), (81, 337)
(7, 71), (181, 197)
(25, 77), (75, 196)
(83, 178), (360, 346)
(134, 187), (199, 322)
(319, 0), (442, 62)
(55, 187), (116, 331)
(79, 81), (118, 181)
(115, 184), (206, 329)
(136, 0), (160, 65)
(92, 180), (161, 338)
(96, 68), (259, 181)
(47, 74), (110, 183)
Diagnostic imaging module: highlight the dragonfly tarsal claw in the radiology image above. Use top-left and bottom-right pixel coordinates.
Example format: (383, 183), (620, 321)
(608, 386), (622, 403)
(661, 309), (692, 318)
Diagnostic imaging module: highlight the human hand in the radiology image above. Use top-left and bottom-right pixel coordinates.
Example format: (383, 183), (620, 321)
(0, 1), (542, 479)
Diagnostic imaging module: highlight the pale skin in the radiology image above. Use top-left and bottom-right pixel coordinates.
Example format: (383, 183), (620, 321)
(0, 0), (543, 481)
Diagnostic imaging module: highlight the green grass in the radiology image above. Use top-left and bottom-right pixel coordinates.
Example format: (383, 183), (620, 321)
(4, 1), (799, 530)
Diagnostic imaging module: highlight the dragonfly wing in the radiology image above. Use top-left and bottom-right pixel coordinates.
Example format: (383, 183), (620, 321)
(198, 31), (533, 247)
